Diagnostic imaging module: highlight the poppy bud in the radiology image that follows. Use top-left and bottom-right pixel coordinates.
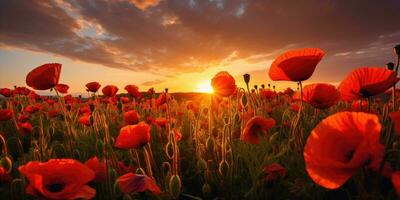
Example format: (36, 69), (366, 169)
(254, 85), (258, 90)
(165, 88), (169, 93)
(243, 74), (250, 84)
(165, 142), (174, 159)
(394, 44), (400, 56)
(387, 62), (395, 70)
(218, 160), (230, 177)
(169, 175), (181, 199)
(202, 183), (212, 199)
(135, 167), (146, 175)
(268, 84), (271, 88)
(241, 94), (248, 107)
(0, 156), (12, 174)
(197, 159), (207, 172)
(261, 84), (265, 89)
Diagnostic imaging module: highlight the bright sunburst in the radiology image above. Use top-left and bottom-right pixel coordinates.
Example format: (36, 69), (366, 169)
(195, 80), (214, 93)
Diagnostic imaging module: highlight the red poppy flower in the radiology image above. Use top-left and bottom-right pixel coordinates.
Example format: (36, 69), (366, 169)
(259, 89), (276, 100)
(302, 83), (340, 109)
(125, 85), (143, 99)
(19, 159), (95, 200)
(124, 110), (140, 125)
(78, 106), (91, 116)
(26, 63), (61, 90)
(55, 84), (69, 94)
(85, 157), (106, 183)
(0, 88), (12, 97)
(86, 82), (101, 93)
(121, 97), (131, 104)
(13, 86), (31, 96)
(47, 110), (61, 118)
(242, 116), (276, 144)
(102, 85), (119, 97)
(115, 122), (151, 149)
(116, 173), (161, 195)
(155, 117), (168, 127)
(304, 112), (384, 189)
(339, 67), (399, 101)
(0, 109), (13, 121)
(351, 100), (368, 111)
(79, 114), (92, 127)
(269, 48), (325, 82)
(24, 105), (39, 114)
(18, 113), (30, 122)
(156, 93), (171, 106)
(17, 122), (33, 135)
(28, 91), (40, 100)
(392, 171), (400, 197)
(211, 71), (237, 97)
(263, 163), (286, 182)
(284, 87), (295, 96)
(290, 103), (300, 112)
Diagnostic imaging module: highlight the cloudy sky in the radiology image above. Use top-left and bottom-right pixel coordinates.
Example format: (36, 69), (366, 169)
(1, 0), (399, 93)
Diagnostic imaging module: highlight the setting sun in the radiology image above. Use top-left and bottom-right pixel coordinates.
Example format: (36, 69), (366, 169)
(195, 80), (214, 93)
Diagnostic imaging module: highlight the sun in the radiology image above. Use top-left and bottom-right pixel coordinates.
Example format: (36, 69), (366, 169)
(195, 80), (214, 93)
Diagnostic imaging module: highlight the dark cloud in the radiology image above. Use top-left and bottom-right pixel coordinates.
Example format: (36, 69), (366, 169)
(1, 0), (400, 80)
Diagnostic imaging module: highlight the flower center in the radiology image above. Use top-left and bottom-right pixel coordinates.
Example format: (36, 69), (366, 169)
(46, 182), (65, 193)
(344, 149), (355, 162)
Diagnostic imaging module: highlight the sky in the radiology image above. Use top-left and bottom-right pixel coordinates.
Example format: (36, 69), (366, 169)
(1, 0), (400, 94)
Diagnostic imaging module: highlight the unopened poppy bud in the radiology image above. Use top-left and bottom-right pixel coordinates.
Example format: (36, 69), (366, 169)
(0, 156), (12, 174)
(386, 62), (395, 70)
(165, 142), (174, 159)
(202, 183), (212, 198)
(218, 160), (230, 177)
(261, 84), (265, 89)
(241, 94), (248, 107)
(273, 85), (276, 90)
(165, 88), (169, 93)
(254, 85), (258, 90)
(136, 167), (146, 175)
(268, 84), (271, 88)
(169, 175), (181, 199)
(394, 44), (400, 56)
(89, 104), (95, 112)
(243, 74), (250, 84)
(197, 159), (207, 171)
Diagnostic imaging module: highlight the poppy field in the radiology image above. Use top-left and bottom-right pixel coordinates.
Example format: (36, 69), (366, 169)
(1, 47), (400, 200)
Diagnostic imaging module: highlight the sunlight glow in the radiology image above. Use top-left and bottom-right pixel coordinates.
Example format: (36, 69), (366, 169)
(195, 80), (214, 93)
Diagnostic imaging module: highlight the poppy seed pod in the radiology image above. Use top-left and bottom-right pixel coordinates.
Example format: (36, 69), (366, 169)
(169, 175), (181, 199)
(243, 74), (250, 84)
(394, 44), (400, 56)
(387, 62), (395, 70)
